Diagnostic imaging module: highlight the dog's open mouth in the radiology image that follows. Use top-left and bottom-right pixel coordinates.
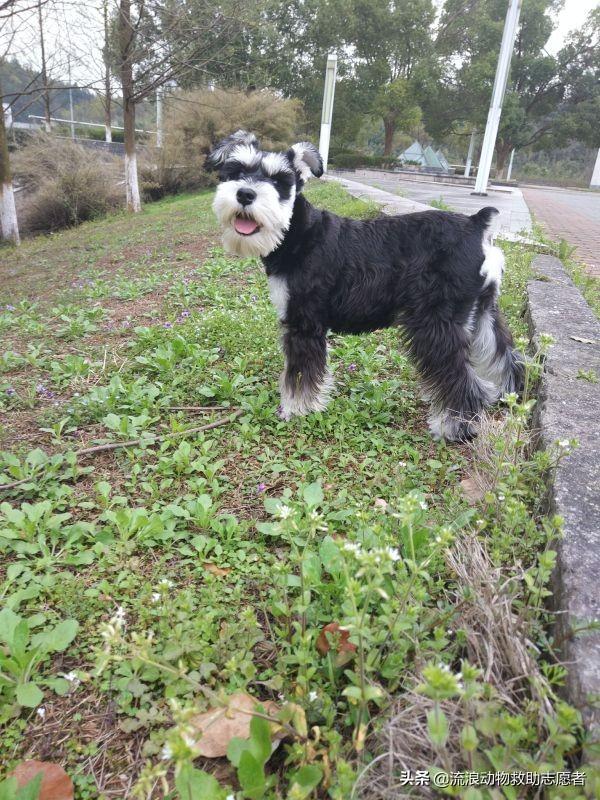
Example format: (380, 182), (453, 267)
(233, 215), (261, 236)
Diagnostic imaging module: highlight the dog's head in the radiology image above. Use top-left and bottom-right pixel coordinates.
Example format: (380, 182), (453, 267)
(206, 130), (323, 258)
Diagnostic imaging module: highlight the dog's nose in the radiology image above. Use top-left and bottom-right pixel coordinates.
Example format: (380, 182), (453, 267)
(236, 187), (256, 206)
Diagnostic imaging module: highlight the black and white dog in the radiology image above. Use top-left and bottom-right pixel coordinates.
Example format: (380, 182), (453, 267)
(207, 130), (524, 441)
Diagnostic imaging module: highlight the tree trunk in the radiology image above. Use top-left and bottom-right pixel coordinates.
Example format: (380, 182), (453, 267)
(103, 0), (112, 143)
(37, 0), (51, 132)
(383, 119), (395, 157)
(495, 141), (512, 179)
(0, 85), (20, 245)
(118, 0), (141, 212)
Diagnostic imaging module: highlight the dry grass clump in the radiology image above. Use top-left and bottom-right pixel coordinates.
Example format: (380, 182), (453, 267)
(139, 87), (302, 199)
(355, 533), (555, 799)
(13, 133), (124, 233)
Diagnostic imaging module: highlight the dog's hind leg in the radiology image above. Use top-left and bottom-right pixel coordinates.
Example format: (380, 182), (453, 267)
(278, 326), (334, 420)
(467, 298), (525, 397)
(407, 319), (499, 441)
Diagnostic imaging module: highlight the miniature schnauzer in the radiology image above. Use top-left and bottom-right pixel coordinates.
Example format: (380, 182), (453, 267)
(206, 130), (524, 441)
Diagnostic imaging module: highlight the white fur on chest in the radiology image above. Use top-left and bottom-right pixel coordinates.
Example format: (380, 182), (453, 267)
(268, 275), (289, 321)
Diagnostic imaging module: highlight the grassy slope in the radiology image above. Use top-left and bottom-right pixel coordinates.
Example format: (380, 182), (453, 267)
(0, 184), (585, 798)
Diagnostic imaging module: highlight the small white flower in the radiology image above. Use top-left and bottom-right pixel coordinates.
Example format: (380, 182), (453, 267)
(60, 671), (80, 688)
(439, 663), (450, 672)
(114, 606), (126, 624)
(558, 439), (570, 448)
(159, 578), (174, 588)
(151, 592), (161, 603)
(398, 461), (407, 467)
(278, 504), (292, 519)
(420, 501), (428, 510)
(161, 743), (173, 761)
(308, 691), (318, 702)
(387, 547), (401, 562)
(226, 795), (235, 800)
(36, 706), (46, 720)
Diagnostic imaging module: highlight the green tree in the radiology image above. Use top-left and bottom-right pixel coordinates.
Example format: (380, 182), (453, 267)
(373, 78), (421, 155)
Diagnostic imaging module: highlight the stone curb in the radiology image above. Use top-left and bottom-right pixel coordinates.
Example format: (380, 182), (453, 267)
(324, 173), (547, 249)
(527, 254), (600, 745)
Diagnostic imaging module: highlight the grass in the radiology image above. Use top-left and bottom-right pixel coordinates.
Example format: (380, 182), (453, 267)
(0, 183), (596, 798)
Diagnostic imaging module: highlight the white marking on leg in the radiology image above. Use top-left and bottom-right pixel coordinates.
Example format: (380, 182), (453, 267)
(268, 275), (289, 321)
(279, 364), (334, 420)
(470, 308), (516, 393)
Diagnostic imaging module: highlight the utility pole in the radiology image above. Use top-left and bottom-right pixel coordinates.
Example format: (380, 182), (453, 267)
(473, 0), (522, 195)
(318, 53), (337, 173)
(464, 130), (476, 177)
(506, 148), (515, 181)
(68, 57), (75, 139)
(590, 148), (600, 189)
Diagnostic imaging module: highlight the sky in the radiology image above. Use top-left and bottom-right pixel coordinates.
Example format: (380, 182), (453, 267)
(546, 0), (598, 53)
(3, 0), (599, 89)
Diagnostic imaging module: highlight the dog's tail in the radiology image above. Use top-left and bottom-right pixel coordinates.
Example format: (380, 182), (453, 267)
(471, 207), (500, 242)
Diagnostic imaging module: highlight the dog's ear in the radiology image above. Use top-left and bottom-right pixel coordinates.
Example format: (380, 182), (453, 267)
(286, 142), (324, 183)
(205, 130), (260, 170)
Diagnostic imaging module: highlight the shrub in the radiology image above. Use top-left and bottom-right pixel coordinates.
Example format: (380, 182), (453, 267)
(328, 148), (398, 170)
(12, 133), (124, 233)
(139, 87), (302, 199)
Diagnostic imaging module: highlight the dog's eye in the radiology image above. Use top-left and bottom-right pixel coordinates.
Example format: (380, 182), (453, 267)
(273, 172), (293, 188)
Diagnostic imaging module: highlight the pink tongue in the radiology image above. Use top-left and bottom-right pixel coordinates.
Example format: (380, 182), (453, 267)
(234, 217), (259, 235)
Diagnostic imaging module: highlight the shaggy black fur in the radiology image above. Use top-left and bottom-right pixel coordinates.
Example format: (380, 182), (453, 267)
(263, 196), (523, 440)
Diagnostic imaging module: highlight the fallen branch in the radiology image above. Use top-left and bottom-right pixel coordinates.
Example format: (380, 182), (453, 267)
(75, 409), (243, 457)
(167, 405), (237, 412)
(0, 410), (243, 490)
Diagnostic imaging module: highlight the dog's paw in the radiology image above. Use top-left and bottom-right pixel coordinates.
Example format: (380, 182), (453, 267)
(428, 410), (477, 442)
(277, 405), (292, 421)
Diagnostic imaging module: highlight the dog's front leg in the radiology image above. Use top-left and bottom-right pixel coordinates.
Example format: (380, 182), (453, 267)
(278, 325), (333, 420)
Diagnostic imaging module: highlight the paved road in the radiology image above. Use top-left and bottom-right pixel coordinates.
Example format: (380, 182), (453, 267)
(522, 186), (600, 276)
(333, 170), (532, 236)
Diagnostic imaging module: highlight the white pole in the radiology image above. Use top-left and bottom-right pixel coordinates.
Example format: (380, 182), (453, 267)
(68, 58), (75, 140)
(156, 89), (163, 148)
(319, 54), (337, 173)
(506, 148), (515, 181)
(473, 0), (522, 195)
(464, 130), (476, 177)
(590, 148), (600, 189)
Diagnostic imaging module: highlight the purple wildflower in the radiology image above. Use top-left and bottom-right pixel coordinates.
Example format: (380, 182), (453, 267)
(5, 304), (15, 312)
(163, 322), (173, 329)
(180, 310), (190, 318)
(5, 386), (15, 396)
(347, 363), (357, 372)
(256, 482), (266, 494)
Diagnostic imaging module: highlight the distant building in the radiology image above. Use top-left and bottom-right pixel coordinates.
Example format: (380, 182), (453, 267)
(399, 141), (450, 172)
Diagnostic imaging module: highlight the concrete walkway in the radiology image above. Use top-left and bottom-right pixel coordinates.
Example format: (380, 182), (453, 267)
(522, 186), (600, 277)
(333, 169), (532, 236)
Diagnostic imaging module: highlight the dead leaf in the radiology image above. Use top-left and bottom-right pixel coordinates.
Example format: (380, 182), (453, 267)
(10, 761), (73, 800)
(316, 622), (357, 656)
(569, 336), (596, 344)
(189, 692), (281, 758)
(460, 477), (485, 506)
(202, 562), (231, 577)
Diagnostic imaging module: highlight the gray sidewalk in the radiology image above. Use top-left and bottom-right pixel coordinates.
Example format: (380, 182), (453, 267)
(332, 169), (532, 236)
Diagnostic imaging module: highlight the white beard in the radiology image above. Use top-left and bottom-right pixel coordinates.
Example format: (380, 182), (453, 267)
(212, 179), (295, 258)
